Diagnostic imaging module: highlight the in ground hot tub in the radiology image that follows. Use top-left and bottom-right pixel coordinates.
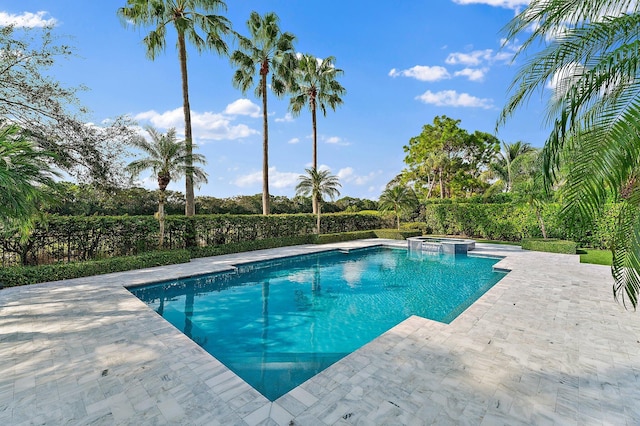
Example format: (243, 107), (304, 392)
(407, 236), (476, 254)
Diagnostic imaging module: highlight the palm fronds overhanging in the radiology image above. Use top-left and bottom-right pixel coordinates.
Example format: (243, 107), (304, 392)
(499, 0), (640, 307)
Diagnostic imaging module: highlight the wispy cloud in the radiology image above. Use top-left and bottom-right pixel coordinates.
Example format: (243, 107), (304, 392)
(323, 135), (350, 146)
(288, 137), (300, 144)
(135, 107), (258, 141)
(234, 167), (300, 189)
(0, 11), (57, 27)
(451, 0), (529, 10)
(275, 112), (295, 123)
(415, 90), (494, 109)
(389, 65), (450, 82)
(454, 67), (488, 81)
(337, 167), (381, 185)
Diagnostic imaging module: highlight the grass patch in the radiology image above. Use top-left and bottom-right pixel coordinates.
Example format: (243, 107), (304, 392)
(578, 248), (612, 266)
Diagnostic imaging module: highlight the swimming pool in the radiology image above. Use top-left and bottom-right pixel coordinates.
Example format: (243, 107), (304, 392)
(129, 246), (506, 400)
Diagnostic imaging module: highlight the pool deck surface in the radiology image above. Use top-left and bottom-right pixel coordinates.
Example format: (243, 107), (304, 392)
(1, 240), (640, 425)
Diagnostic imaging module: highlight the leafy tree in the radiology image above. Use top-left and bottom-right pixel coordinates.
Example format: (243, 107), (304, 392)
(288, 54), (346, 214)
(118, 0), (231, 217)
(126, 126), (207, 247)
(231, 12), (296, 215)
(0, 125), (60, 231)
(0, 25), (137, 186)
(403, 116), (498, 199)
(499, 0), (640, 306)
(378, 185), (418, 230)
(295, 168), (341, 233)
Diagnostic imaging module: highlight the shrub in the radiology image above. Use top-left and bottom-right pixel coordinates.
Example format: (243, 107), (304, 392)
(521, 238), (577, 254)
(0, 250), (191, 287)
(189, 235), (317, 258)
(373, 229), (422, 239)
(315, 231), (376, 244)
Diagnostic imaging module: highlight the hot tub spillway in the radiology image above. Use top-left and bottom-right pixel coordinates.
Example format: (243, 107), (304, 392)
(407, 237), (476, 255)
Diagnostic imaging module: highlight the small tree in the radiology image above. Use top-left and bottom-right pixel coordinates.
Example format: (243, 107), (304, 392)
(378, 185), (418, 230)
(126, 126), (207, 247)
(295, 168), (341, 234)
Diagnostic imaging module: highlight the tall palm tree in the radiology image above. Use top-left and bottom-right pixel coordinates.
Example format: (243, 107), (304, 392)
(491, 141), (535, 193)
(126, 126), (207, 247)
(231, 12), (296, 215)
(499, 0), (640, 306)
(288, 54), (346, 214)
(295, 168), (341, 234)
(378, 185), (418, 230)
(117, 0), (230, 217)
(0, 125), (59, 231)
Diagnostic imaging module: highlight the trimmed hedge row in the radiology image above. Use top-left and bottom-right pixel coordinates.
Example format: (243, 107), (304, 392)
(0, 229), (413, 287)
(521, 238), (577, 254)
(189, 235), (317, 258)
(419, 201), (619, 249)
(0, 250), (191, 288)
(0, 212), (395, 266)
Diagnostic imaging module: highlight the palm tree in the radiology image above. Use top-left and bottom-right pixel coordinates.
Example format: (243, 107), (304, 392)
(117, 0), (230, 217)
(0, 125), (59, 231)
(289, 54), (346, 214)
(126, 126), (207, 247)
(378, 185), (418, 230)
(491, 141), (535, 193)
(231, 12), (296, 215)
(499, 0), (640, 306)
(295, 168), (341, 234)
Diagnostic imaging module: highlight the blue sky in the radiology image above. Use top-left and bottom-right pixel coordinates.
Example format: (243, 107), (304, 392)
(1, 0), (549, 200)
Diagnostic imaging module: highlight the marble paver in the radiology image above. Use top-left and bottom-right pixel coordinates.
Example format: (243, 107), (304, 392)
(1, 240), (639, 425)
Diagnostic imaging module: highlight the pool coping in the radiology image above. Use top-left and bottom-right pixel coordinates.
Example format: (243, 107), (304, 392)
(1, 239), (639, 424)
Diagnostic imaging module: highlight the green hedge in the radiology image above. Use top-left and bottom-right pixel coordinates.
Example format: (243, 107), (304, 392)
(0, 250), (191, 288)
(0, 212), (394, 266)
(316, 231), (377, 244)
(374, 229), (422, 239)
(521, 238), (577, 254)
(189, 235), (317, 258)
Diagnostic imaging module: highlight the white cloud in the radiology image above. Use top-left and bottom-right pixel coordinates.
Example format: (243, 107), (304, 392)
(446, 49), (495, 66)
(389, 65), (450, 82)
(0, 11), (57, 27)
(135, 107), (258, 141)
(275, 112), (295, 123)
(288, 137), (300, 144)
(451, 0), (529, 10)
(234, 167), (300, 189)
(322, 135), (350, 146)
(223, 99), (260, 118)
(415, 90), (494, 109)
(454, 68), (488, 81)
(337, 167), (380, 185)
(326, 136), (342, 144)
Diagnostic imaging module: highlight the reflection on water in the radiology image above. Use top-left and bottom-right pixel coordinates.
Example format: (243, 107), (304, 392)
(130, 247), (506, 400)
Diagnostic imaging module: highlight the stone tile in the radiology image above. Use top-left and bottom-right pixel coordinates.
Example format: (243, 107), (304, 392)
(0, 241), (638, 424)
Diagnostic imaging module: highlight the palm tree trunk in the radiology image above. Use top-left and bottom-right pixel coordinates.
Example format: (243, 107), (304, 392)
(178, 33), (195, 217)
(396, 206), (400, 230)
(316, 203), (321, 234)
(311, 96), (318, 215)
(439, 167), (444, 199)
(536, 208), (547, 239)
(261, 65), (270, 215)
(158, 190), (166, 249)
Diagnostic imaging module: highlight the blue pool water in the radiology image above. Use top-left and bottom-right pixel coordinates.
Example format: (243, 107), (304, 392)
(129, 247), (506, 400)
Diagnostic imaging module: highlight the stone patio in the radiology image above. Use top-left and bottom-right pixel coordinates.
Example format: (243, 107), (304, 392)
(1, 240), (639, 425)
